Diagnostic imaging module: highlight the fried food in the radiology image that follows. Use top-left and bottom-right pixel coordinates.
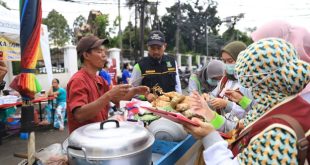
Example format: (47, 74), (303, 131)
(175, 103), (190, 112)
(158, 95), (171, 102)
(182, 109), (205, 121)
(182, 109), (195, 118)
(153, 100), (171, 107)
(151, 92), (206, 123)
(152, 85), (164, 96)
(181, 96), (191, 105)
(164, 91), (180, 98)
(170, 95), (186, 108)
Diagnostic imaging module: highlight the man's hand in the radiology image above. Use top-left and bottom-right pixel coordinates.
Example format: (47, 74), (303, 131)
(183, 118), (215, 139)
(131, 86), (150, 96)
(225, 90), (243, 103)
(146, 93), (156, 102)
(0, 61), (8, 81)
(210, 98), (228, 109)
(106, 84), (132, 101)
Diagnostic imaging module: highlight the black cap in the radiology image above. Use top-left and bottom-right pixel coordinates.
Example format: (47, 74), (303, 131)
(147, 30), (165, 46)
(76, 35), (109, 57)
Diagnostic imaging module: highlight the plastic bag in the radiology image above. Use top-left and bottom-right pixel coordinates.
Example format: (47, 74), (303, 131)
(35, 143), (68, 165)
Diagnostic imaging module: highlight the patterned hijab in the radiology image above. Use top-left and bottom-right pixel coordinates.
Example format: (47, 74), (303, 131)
(235, 38), (310, 126)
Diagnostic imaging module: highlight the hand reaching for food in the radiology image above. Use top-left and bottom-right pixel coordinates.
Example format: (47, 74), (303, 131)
(189, 91), (215, 121)
(225, 89), (243, 103)
(210, 98), (228, 109)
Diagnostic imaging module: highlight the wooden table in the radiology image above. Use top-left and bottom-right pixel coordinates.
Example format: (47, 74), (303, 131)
(0, 96), (56, 144)
(31, 96), (56, 122)
(0, 96), (55, 121)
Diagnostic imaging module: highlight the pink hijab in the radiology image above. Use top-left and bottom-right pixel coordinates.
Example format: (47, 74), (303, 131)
(252, 20), (310, 63)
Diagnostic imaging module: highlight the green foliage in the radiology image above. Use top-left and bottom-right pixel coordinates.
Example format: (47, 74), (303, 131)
(222, 29), (253, 46)
(109, 35), (121, 48)
(43, 9), (70, 47)
(72, 15), (87, 44)
(161, 0), (223, 56)
(121, 21), (135, 50)
(94, 14), (110, 39)
(121, 22), (151, 49)
(73, 15), (86, 28)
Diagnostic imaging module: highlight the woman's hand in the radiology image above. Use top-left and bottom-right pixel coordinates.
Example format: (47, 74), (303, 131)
(190, 91), (215, 121)
(225, 90), (243, 103)
(210, 98), (228, 109)
(183, 118), (216, 139)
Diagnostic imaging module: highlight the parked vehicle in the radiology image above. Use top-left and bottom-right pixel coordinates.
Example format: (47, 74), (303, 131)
(179, 69), (191, 89)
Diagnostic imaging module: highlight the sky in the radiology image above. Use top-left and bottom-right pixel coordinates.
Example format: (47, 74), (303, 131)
(3, 0), (310, 36)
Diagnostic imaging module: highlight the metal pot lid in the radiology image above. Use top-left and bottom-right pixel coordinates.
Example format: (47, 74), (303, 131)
(68, 120), (154, 159)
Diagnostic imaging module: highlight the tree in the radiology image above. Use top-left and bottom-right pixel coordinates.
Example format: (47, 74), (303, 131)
(121, 21), (151, 61)
(108, 16), (122, 48)
(43, 9), (70, 47)
(93, 14), (109, 39)
(122, 22), (135, 50)
(222, 29), (253, 46)
(73, 15), (87, 29)
(126, 0), (154, 57)
(161, 0), (222, 56)
(72, 15), (87, 44)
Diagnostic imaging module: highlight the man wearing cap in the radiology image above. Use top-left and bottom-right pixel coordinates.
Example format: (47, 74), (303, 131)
(131, 30), (182, 101)
(66, 35), (149, 133)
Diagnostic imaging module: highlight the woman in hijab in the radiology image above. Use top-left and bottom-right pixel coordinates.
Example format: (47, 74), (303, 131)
(184, 38), (310, 164)
(188, 60), (225, 94)
(205, 41), (254, 133)
(252, 20), (310, 63)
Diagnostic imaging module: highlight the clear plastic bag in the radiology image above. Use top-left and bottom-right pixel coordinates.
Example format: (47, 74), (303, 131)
(35, 143), (68, 165)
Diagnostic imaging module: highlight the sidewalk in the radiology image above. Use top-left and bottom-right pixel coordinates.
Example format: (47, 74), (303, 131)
(0, 125), (68, 164)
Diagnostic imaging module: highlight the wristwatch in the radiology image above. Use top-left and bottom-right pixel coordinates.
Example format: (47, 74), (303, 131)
(0, 81), (6, 90)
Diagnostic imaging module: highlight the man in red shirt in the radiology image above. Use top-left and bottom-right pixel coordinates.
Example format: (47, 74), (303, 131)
(66, 35), (149, 133)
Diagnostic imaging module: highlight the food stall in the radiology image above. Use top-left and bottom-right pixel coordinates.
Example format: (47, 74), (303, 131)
(17, 90), (201, 165)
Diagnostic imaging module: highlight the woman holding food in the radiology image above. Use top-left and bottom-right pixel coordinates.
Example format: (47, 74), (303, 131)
(184, 38), (310, 164)
(206, 41), (254, 133)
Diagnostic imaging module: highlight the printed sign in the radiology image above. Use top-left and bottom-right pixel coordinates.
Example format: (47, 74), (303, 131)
(0, 37), (20, 61)
(108, 58), (117, 85)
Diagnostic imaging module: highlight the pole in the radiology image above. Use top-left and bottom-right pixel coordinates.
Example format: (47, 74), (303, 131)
(118, 0), (123, 49)
(134, 3), (138, 60)
(175, 0), (180, 56)
(205, 3), (209, 58)
(154, 0), (159, 30)
(139, 0), (145, 57)
(206, 21), (208, 57)
(206, 25), (209, 57)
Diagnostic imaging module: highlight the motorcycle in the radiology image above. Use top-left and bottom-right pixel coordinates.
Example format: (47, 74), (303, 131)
(179, 69), (191, 89)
